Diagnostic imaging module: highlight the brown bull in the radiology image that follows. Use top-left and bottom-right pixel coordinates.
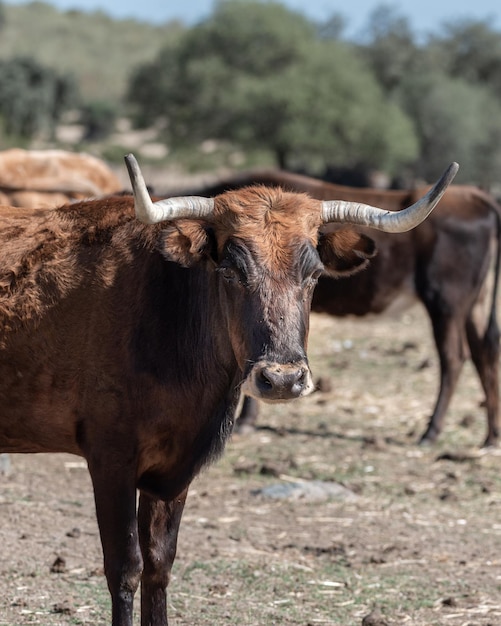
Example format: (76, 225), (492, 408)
(0, 148), (122, 208)
(0, 155), (456, 625)
(174, 168), (501, 447)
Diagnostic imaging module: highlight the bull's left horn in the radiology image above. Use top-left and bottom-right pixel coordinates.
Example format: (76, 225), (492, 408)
(321, 162), (459, 232)
(124, 153), (215, 224)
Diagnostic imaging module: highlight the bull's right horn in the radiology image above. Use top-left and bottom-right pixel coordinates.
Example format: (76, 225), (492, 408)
(321, 162), (459, 232)
(124, 153), (215, 224)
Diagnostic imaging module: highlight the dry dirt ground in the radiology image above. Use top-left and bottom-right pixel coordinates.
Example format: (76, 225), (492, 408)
(1, 304), (501, 626)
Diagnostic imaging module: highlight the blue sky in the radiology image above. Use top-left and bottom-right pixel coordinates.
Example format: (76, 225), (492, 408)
(4, 0), (501, 38)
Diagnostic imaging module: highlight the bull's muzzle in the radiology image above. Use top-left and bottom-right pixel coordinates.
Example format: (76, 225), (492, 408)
(242, 361), (314, 402)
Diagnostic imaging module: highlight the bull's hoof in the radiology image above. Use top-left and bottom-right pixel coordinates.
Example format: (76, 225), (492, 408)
(481, 435), (499, 449)
(418, 430), (438, 446)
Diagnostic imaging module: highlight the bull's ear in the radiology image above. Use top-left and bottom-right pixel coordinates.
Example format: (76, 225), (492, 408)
(318, 229), (376, 276)
(159, 222), (213, 267)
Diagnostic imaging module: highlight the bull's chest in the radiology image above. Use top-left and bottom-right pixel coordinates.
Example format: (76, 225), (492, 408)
(135, 402), (236, 501)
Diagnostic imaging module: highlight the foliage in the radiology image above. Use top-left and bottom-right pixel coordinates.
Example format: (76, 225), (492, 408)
(4, 1), (501, 185)
(80, 100), (119, 141)
(127, 0), (418, 172)
(0, 1), (182, 103)
(427, 19), (501, 99)
(359, 5), (419, 94)
(397, 71), (501, 185)
(360, 11), (501, 185)
(0, 56), (78, 139)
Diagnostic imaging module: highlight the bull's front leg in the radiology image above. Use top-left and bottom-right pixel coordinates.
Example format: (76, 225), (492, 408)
(88, 460), (143, 626)
(138, 488), (189, 626)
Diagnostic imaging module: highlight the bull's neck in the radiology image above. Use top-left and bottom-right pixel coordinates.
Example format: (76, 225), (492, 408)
(131, 257), (240, 395)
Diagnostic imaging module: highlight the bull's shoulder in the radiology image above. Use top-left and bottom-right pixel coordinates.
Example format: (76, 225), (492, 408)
(0, 195), (136, 237)
(0, 197), (143, 333)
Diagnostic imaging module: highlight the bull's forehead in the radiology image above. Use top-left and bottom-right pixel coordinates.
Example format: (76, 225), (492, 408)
(213, 186), (322, 260)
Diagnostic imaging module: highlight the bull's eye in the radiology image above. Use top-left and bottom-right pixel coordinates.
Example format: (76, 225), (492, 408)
(312, 268), (323, 280)
(304, 268), (323, 289)
(217, 265), (241, 284)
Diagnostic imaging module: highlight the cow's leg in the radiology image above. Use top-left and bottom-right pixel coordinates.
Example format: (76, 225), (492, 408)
(138, 488), (189, 626)
(88, 462), (142, 626)
(234, 395), (260, 433)
(419, 312), (467, 444)
(466, 313), (500, 446)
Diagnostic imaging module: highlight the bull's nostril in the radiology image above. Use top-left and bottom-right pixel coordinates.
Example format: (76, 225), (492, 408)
(295, 369), (305, 383)
(291, 369), (306, 391)
(257, 369), (273, 389)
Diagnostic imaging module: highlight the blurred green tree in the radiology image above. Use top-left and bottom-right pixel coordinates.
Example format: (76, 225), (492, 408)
(127, 0), (418, 172)
(80, 100), (118, 141)
(427, 19), (501, 99)
(0, 56), (79, 140)
(359, 5), (419, 94)
(397, 70), (501, 186)
(354, 8), (501, 186)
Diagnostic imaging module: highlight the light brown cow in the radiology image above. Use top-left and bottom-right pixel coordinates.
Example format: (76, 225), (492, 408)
(0, 148), (122, 208)
(0, 155), (457, 625)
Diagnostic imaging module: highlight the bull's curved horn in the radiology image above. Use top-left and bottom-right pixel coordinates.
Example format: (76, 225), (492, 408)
(124, 153), (215, 224)
(321, 162), (459, 232)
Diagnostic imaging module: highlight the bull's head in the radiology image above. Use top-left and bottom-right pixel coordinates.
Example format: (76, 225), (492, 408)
(125, 154), (458, 403)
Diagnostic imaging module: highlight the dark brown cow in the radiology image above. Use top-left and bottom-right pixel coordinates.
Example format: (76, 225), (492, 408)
(173, 168), (501, 447)
(0, 155), (456, 626)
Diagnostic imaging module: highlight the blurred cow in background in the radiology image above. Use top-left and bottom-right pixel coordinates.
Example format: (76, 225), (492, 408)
(0, 148), (121, 208)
